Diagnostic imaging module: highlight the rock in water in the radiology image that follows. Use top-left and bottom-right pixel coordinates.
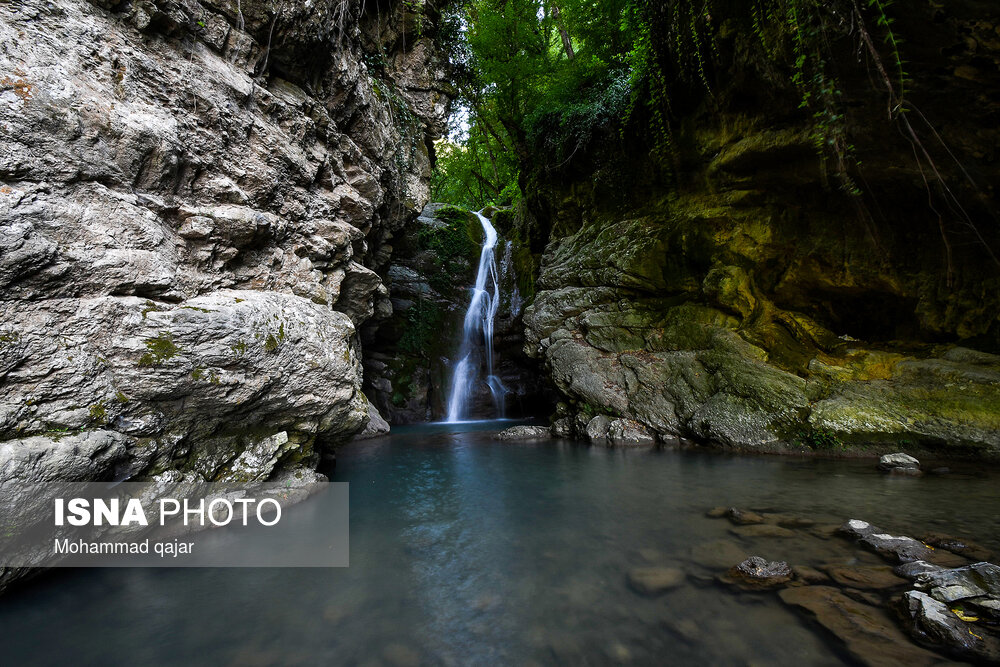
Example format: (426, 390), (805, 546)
(353, 402), (391, 441)
(879, 453), (921, 474)
(493, 425), (552, 440)
(825, 566), (908, 590)
(723, 556), (792, 589)
(626, 567), (685, 596)
(779, 586), (946, 667)
(606, 418), (656, 446)
(840, 520), (935, 563)
(585, 415), (612, 441)
(726, 507), (765, 525)
(914, 561), (1000, 618)
(900, 590), (1000, 662)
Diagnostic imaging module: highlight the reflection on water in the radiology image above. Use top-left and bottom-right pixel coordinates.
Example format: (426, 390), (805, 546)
(2, 423), (999, 666)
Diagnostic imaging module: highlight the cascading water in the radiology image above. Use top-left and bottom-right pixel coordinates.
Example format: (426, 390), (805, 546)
(445, 211), (508, 422)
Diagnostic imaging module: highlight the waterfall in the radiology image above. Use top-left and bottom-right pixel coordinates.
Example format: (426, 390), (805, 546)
(445, 210), (508, 422)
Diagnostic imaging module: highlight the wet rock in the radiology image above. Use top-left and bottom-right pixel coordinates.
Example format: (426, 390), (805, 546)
(730, 524), (796, 539)
(352, 401), (390, 441)
(915, 561), (1000, 614)
(900, 590), (1000, 662)
(726, 508), (765, 525)
(493, 425), (552, 441)
(779, 586), (946, 667)
(879, 453), (921, 474)
(825, 565), (908, 590)
(840, 519), (936, 563)
(551, 417), (574, 438)
(585, 415), (612, 441)
(894, 561), (945, 581)
(626, 567), (685, 596)
(722, 556), (792, 590)
(607, 418), (656, 446)
(919, 533), (994, 562)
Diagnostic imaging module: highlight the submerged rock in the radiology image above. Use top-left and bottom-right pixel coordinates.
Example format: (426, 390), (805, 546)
(626, 567), (685, 596)
(730, 524), (796, 539)
(779, 586), (945, 667)
(725, 508), (765, 525)
(920, 533), (994, 562)
(824, 566), (908, 590)
(689, 539), (749, 571)
(493, 425), (552, 441)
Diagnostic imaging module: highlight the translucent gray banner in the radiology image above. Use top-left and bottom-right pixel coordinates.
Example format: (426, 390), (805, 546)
(0, 480), (348, 567)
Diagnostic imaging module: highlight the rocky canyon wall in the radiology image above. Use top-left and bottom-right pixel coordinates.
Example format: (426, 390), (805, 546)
(520, 1), (1000, 456)
(0, 0), (451, 485)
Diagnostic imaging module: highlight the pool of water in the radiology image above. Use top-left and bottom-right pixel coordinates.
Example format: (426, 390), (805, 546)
(3, 423), (999, 666)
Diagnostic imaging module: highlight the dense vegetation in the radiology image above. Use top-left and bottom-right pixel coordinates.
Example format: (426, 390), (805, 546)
(431, 0), (997, 270)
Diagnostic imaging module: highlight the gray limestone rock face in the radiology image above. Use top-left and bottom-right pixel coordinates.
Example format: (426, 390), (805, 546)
(0, 0), (450, 494)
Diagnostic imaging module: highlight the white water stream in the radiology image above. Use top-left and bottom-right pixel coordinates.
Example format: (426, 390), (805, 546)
(445, 211), (508, 422)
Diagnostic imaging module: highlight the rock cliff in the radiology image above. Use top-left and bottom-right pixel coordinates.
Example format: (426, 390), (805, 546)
(520, 1), (1000, 456)
(0, 0), (451, 483)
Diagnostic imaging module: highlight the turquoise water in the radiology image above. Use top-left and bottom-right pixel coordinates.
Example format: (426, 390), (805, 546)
(2, 423), (998, 665)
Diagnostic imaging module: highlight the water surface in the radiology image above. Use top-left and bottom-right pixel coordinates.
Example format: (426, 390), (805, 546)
(3, 423), (999, 666)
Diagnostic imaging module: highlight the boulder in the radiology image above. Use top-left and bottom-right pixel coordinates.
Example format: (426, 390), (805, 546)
(878, 453), (921, 474)
(894, 561), (945, 581)
(900, 590), (1000, 662)
(352, 402), (391, 440)
(493, 425), (552, 441)
(607, 418), (656, 446)
(914, 561), (1000, 618)
(840, 519), (936, 563)
(722, 556), (792, 589)
(585, 415), (612, 441)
